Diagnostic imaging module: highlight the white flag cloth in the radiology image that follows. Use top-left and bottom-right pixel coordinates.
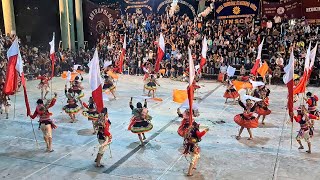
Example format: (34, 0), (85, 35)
(73, 64), (80, 72)
(180, 99), (199, 110)
(242, 95), (262, 103)
(103, 60), (112, 68)
(227, 65), (236, 77)
(249, 79), (265, 88)
(309, 42), (318, 69)
(304, 42), (311, 72)
(188, 47), (195, 86)
(88, 49), (104, 112)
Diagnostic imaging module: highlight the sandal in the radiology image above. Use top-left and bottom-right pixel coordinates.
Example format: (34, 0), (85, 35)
(236, 136), (241, 140)
(298, 146), (304, 150)
(306, 150), (311, 154)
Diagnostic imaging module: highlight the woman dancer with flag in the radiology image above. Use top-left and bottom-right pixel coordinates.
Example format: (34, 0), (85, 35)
(177, 107), (200, 138)
(293, 105), (319, 153)
(305, 92), (319, 117)
(128, 97), (152, 146)
(95, 108), (112, 167)
(82, 97), (99, 134)
(63, 85), (81, 123)
(103, 75), (116, 99)
(30, 93), (58, 152)
(234, 95), (258, 140)
(144, 75), (160, 98)
(37, 73), (51, 99)
(223, 80), (239, 104)
(71, 75), (85, 105)
(183, 121), (209, 176)
(255, 90), (272, 125)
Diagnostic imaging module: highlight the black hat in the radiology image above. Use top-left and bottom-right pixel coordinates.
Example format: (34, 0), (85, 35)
(36, 99), (43, 104)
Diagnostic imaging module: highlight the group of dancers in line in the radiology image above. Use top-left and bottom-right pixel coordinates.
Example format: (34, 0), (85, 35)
(223, 78), (320, 153)
(26, 65), (170, 168)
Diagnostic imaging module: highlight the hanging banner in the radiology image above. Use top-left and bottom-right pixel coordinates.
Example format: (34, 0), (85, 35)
(123, 0), (198, 18)
(84, 0), (120, 45)
(262, 0), (302, 19)
(214, 0), (260, 24)
(302, 0), (320, 24)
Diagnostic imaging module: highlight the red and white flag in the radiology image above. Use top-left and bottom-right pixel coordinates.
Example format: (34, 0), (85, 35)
(118, 34), (126, 73)
(4, 38), (31, 116)
(251, 38), (264, 76)
(88, 49), (104, 113)
(49, 33), (55, 77)
(283, 49), (295, 121)
(198, 36), (208, 74)
(293, 42), (311, 95)
(308, 42), (318, 79)
(155, 33), (165, 73)
(187, 47), (195, 126)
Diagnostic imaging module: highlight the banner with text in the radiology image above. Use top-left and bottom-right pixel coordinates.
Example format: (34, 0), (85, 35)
(84, 0), (120, 45)
(214, 0), (260, 24)
(262, 0), (302, 19)
(302, 0), (320, 24)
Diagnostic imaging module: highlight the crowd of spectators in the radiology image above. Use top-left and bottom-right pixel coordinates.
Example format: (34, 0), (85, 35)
(97, 12), (320, 84)
(0, 11), (320, 88)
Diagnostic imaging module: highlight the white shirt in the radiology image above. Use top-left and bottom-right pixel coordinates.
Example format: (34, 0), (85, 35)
(274, 16), (281, 23)
(220, 65), (227, 73)
(267, 21), (273, 29)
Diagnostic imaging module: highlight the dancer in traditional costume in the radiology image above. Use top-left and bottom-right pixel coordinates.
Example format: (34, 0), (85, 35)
(71, 75), (84, 106)
(63, 85), (81, 123)
(255, 90), (271, 125)
(29, 93), (57, 152)
(235, 96), (258, 140)
(183, 121), (209, 176)
(82, 97), (99, 134)
(305, 92), (319, 117)
(223, 81), (239, 104)
(294, 106), (319, 154)
(128, 98), (152, 146)
(177, 108), (200, 138)
(103, 75), (116, 99)
(95, 108), (112, 167)
(37, 73), (51, 99)
(144, 75), (160, 98)
(0, 83), (10, 119)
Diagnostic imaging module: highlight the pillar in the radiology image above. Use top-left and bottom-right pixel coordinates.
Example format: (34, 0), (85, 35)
(75, 0), (84, 49)
(2, 0), (16, 35)
(66, 0), (76, 50)
(59, 0), (68, 49)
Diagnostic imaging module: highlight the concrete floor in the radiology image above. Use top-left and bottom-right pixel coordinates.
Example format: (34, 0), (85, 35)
(0, 75), (320, 180)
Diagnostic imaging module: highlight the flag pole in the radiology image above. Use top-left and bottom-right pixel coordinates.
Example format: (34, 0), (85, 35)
(30, 118), (39, 148)
(50, 32), (55, 99)
(290, 117), (293, 150)
(13, 92), (16, 120)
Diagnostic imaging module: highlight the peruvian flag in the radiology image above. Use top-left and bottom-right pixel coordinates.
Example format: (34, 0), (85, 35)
(4, 38), (31, 116)
(283, 49), (295, 121)
(155, 33), (165, 73)
(187, 47), (195, 126)
(118, 34), (126, 74)
(88, 49), (104, 113)
(198, 36), (208, 74)
(49, 33), (55, 78)
(293, 43), (311, 95)
(308, 42), (318, 79)
(251, 38), (264, 76)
